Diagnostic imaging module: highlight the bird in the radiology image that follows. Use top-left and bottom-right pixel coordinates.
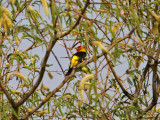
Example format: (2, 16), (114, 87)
(65, 46), (86, 76)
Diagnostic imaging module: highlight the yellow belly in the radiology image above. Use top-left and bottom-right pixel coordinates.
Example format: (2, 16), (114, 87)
(70, 56), (79, 68)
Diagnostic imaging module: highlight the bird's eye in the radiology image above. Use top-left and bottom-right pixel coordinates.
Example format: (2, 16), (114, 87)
(76, 46), (82, 51)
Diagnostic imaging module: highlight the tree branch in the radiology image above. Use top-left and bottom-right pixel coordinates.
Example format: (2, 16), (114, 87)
(140, 44), (160, 114)
(86, 26), (136, 65)
(142, 71), (159, 113)
(16, 0), (90, 111)
(12, 0), (32, 21)
(59, 0), (90, 38)
(134, 61), (150, 98)
(16, 37), (57, 107)
(104, 53), (133, 100)
(0, 81), (16, 109)
(21, 68), (76, 119)
(20, 1), (91, 112)
(0, 34), (16, 112)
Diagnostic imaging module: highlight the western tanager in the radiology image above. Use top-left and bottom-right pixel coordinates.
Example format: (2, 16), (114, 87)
(66, 46), (86, 76)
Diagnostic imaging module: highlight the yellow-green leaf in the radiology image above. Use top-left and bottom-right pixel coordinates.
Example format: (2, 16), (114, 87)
(15, 73), (29, 84)
(41, 0), (49, 16)
(93, 9), (110, 15)
(112, 22), (122, 32)
(153, 21), (159, 36)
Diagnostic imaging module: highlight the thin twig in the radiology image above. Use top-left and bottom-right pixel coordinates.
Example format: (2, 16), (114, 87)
(20, 0), (90, 119)
(104, 53), (133, 100)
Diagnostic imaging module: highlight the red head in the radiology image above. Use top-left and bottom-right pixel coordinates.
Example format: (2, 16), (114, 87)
(76, 46), (82, 52)
(76, 46), (86, 52)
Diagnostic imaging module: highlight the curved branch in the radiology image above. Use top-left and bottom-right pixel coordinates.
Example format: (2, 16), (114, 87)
(86, 26), (136, 65)
(140, 73), (159, 113)
(0, 81), (16, 109)
(16, 0), (90, 110)
(0, 35), (16, 111)
(59, 0), (90, 38)
(134, 61), (150, 98)
(139, 42), (160, 117)
(16, 37), (57, 107)
(89, 27), (136, 100)
(141, 60), (159, 113)
(21, 68), (76, 119)
(104, 53), (133, 100)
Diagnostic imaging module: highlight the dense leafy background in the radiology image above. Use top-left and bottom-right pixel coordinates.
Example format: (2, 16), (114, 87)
(0, 0), (160, 119)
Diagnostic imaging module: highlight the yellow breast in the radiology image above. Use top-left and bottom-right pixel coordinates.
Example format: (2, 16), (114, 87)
(70, 55), (79, 68)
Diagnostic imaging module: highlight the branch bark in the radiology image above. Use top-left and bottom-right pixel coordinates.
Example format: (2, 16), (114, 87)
(134, 61), (150, 98)
(104, 53), (133, 100)
(86, 26), (136, 65)
(0, 81), (16, 109)
(21, 68), (76, 119)
(16, 37), (57, 107)
(16, 0), (90, 112)
(140, 38), (160, 114)
(0, 34), (16, 118)
(141, 62), (160, 113)
(91, 27), (136, 100)
(59, 0), (90, 38)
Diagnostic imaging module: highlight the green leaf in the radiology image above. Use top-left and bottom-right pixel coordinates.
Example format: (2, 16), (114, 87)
(16, 25), (30, 32)
(46, 64), (53, 67)
(23, 66), (32, 71)
(56, 99), (64, 116)
(33, 54), (40, 60)
(149, 1), (160, 6)
(8, 53), (26, 65)
(51, 1), (56, 22)
(10, 3), (16, 18)
(127, 78), (133, 85)
(34, 69), (40, 73)
(113, 47), (122, 59)
(15, 53), (26, 64)
(130, 8), (142, 35)
(0, 44), (7, 48)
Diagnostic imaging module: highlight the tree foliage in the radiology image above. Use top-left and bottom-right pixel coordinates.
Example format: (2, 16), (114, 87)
(0, 0), (160, 119)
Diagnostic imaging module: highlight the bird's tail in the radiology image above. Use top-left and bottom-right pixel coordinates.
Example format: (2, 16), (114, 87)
(65, 68), (73, 76)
